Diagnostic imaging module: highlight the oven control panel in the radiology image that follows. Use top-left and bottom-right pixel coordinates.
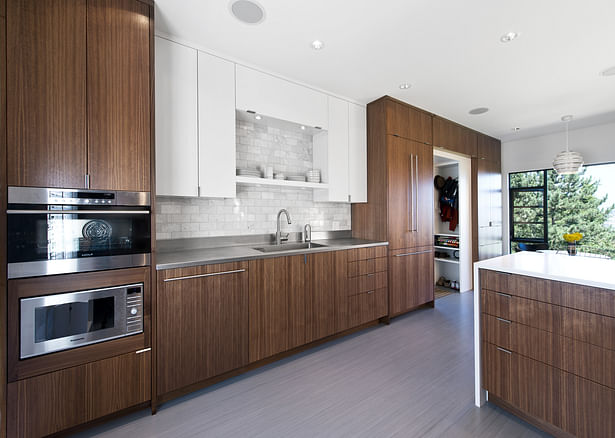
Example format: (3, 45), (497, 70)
(126, 286), (144, 334)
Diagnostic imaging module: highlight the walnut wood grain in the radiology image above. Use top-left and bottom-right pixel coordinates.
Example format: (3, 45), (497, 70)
(0, 14), (6, 438)
(348, 271), (387, 295)
(248, 256), (306, 362)
(389, 246), (434, 316)
(7, 0), (87, 188)
(156, 262), (248, 396)
(334, 250), (350, 333)
(351, 99), (388, 242)
(482, 313), (615, 390)
(7, 267), (150, 381)
(87, 0), (151, 191)
(348, 288), (388, 328)
(481, 289), (615, 352)
(305, 252), (338, 343)
(347, 257), (387, 277)
(481, 269), (615, 319)
(383, 97), (432, 144)
(433, 115), (478, 157)
(8, 350), (151, 438)
(477, 132), (501, 163)
(387, 136), (433, 250)
(346, 246), (387, 262)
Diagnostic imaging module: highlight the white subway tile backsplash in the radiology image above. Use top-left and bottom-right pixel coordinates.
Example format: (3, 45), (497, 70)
(156, 119), (351, 239)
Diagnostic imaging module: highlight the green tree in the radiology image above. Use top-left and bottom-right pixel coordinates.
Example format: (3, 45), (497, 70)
(510, 168), (615, 258)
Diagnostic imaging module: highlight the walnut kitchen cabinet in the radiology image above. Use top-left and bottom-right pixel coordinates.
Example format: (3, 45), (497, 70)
(433, 115), (478, 157)
(248, 255), (306, 362)
(7, 349), (151, 438)
(352, 97), (434, 317)
(156, 262), (248, 397)
(389, 246), (434, 316)
(7, 0), (152, 191)
(473, 133), (502, 261)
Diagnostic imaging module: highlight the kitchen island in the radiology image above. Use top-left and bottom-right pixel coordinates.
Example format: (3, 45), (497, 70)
(473, 251), (615, 438)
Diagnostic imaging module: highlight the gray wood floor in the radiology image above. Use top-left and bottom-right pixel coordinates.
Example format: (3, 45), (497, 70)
(73, 292), (550, 438)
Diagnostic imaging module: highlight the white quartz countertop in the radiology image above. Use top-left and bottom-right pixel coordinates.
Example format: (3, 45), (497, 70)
(474, 251), (615, 291)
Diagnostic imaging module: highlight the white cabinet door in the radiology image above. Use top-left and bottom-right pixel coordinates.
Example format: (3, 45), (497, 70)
(155, 37), (199, 197)
(198, 52), (236, 198)
(348, 103), (367, 203)
(314, 97), (349, 202)
(235, 65), (328, 129)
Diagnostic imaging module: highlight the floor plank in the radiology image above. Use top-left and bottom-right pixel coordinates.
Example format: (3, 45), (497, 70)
(72, 292), (549, 437)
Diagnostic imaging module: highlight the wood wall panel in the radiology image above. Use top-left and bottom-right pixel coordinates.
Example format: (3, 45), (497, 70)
(87, 0), (151, 191)
(7, 0), (87, 188)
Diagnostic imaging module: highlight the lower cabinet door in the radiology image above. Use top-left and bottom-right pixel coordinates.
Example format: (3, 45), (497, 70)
(157, 263), (249, 395)
(7, 350), (151, 438)
(348, 288), (388, 328)
(388, 247), (434, 315)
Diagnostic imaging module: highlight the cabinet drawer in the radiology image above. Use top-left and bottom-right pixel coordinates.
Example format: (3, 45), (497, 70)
(348, 288), (388, 328)
(347, 245), (387, 262)
(480, 269), (511, 294)
(159, 261), (248, 282)
(348, 271), (387, 295)
(348, 257), (387, 277)
(482, 314), (615, 390)
(483, 341), (615, 438)
(482, 289), (615, 351)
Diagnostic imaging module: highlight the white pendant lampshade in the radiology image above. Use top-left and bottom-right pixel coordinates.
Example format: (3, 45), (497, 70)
(553, 115), (583, 175)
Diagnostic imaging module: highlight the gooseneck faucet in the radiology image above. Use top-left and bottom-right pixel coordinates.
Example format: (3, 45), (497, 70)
(276, 209), (292, 245)
(304, 223), (312, 243)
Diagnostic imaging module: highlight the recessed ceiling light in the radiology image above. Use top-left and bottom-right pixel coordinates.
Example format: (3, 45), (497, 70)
(469, 107), (489, 115)
(600, 66), (615, 76)
(255, 114), (262, 120)
(229, 0), (265, 25)
(300, 126), (306, 130)
(399, 83), (411, 90)
(500, 32), (519, 43)
(311, 40), (325, 50)
(561, 115), (573, 122)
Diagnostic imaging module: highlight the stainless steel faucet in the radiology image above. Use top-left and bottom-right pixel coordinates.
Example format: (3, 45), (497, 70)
(276, 209), (292, 245)
(304, 223), (312, 243)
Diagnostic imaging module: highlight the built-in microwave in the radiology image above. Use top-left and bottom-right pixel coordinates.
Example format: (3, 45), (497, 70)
(20, 283), (144, 359)
(7, 186), (151, 279)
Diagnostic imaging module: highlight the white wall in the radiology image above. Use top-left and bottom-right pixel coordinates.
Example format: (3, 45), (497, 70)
(501, 121), (615, 252)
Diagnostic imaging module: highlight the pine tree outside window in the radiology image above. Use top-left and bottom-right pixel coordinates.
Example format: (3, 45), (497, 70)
(509, 163), (615, 258)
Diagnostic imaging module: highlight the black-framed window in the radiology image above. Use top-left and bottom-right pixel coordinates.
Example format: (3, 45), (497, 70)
(508, 163), (615, 257)
(509, 170), (547, 247)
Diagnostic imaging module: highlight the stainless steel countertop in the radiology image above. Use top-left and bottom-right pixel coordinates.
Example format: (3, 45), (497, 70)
(156, 236), (388, 270)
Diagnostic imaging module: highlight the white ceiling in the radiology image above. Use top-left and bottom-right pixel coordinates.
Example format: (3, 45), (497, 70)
(154, 0), (615, 141)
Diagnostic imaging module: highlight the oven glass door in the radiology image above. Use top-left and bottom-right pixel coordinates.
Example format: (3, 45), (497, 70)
(8, 206), (151, 263)
(20, 286), (128, 359)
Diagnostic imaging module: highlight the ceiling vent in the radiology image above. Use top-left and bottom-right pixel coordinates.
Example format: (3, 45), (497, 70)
(230, 0), (265, 25)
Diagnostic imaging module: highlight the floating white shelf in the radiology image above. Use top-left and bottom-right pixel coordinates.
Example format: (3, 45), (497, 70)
(434, 233), (459, 237)
(435, 257), (460, 265)
(434, 245), (459, 251)
(236, 176), (329, 190)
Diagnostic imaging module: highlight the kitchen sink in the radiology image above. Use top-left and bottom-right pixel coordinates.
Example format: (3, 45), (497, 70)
(253, 242), (327, 253)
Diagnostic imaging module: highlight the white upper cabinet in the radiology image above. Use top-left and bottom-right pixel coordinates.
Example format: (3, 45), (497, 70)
(198, 52), (236, 198)
(235, 65), (328, 129)
(314, 96), (349, 202)
(155, 37), (199, 197)
(348, 103), (367, 203)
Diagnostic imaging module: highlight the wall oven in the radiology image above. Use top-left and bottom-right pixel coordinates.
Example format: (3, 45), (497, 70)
(20, 283), (144, 359)
(7, 186), (151, 279)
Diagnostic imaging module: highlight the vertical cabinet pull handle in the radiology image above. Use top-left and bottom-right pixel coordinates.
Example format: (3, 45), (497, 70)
(414, 154), (418, 232)
(408, 154), (413, 232)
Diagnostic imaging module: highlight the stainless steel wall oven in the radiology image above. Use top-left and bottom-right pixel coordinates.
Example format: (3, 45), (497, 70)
(7, 187), (151, 279)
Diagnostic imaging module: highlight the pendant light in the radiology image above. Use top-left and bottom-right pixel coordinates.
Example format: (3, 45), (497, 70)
(553, 115), (583, 175)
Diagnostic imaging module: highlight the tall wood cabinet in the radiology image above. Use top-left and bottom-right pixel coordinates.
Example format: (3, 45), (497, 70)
(352, 97), (434, 317)
(473, 134), (503, 261)
(7, 0), (151, 191)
